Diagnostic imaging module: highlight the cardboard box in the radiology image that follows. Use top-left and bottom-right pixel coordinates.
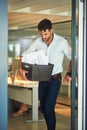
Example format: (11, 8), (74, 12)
(22, 62), (54, 81)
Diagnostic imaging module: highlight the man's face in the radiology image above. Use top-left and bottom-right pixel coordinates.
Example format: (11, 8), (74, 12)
(39, 29), (53, 45)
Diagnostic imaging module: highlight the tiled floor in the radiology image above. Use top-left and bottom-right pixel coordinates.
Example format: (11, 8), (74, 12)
(8, 94), (78, 130)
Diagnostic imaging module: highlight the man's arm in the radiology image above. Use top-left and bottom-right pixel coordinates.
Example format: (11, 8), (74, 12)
(63, 60), (72, 82)
(18, 56), (28, 80)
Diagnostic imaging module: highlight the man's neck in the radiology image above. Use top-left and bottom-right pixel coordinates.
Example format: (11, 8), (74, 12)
(46, 33), (54, 46)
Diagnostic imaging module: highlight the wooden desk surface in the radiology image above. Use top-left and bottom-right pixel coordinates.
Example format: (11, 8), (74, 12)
(8, 78), (38, 88)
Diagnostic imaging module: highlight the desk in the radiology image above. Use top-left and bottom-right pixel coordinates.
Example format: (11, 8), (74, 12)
(8, 80), (39, 122)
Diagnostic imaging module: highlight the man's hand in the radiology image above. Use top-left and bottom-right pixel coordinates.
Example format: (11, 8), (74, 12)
(63, 73), (72, 83)
(19, 68), (28, 80)
(18, 55), (28, 80)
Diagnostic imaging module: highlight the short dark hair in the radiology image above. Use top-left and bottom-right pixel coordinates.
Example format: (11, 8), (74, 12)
(38, 19), (52, 31)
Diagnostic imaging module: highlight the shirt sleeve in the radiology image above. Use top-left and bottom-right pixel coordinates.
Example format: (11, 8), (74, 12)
(63, 39), (72, 60)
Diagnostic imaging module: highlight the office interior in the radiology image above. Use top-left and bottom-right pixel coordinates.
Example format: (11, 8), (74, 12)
(0, 0), (86, 130)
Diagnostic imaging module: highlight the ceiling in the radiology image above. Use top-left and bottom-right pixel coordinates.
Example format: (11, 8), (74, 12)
(8, 0), (78, 40)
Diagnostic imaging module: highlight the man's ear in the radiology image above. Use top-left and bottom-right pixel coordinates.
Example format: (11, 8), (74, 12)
(51, 29), (53, 33)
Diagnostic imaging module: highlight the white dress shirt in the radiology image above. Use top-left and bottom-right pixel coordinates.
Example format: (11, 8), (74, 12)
(22, 33), (71, 75)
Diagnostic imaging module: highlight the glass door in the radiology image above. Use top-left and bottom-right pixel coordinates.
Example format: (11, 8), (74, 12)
(71, 0), (78, 130)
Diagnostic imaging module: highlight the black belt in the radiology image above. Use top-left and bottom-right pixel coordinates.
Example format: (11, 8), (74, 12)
(51, 73), (61, 80)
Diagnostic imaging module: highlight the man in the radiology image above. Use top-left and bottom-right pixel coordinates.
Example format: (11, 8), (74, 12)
(20, 19), (72, 130)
